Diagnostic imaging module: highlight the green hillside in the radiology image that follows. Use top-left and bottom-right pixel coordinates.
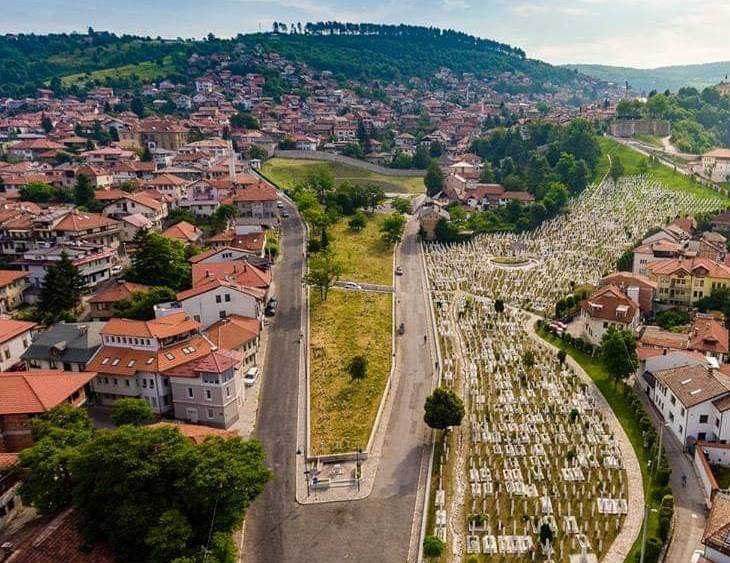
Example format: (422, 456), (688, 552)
(566, 61), (730, 93)
(0, 24), (584, 98)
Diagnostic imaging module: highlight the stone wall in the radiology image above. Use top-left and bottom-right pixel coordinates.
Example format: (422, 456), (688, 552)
(610, 119), (671, 138)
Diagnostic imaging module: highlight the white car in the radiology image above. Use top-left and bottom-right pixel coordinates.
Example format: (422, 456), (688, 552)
(111, 264), (124, 275)
(277, 201), (285, 209)
(343, 281), (362, 290)
(243, 367), (260, 386)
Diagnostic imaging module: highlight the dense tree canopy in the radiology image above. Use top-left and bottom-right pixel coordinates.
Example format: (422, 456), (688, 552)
(19, 408), (270, 563)
(128, 230), (191, 290)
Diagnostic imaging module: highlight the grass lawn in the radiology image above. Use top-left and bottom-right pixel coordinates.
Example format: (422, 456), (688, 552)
(309, 290), (392, 455)
(634, 134), (663, 148)
(262, 157), (425, 194)
(329, 215), (393, 286)
(596, 137), (730, 203)
(61, 58), (175, 86)
(536, 326), (660, 561)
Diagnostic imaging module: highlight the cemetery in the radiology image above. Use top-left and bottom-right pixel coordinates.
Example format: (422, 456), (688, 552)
(422, 176), (728, 561)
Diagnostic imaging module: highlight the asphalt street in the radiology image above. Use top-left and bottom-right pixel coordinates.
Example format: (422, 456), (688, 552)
(244, 211), (434, 563)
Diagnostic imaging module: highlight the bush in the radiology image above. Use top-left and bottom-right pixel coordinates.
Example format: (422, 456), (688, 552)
(636, 537), (662, 563)
(651, 485), (672, 503)
(348, 355), (368, 380)
(655, 467), (671, 488)
(423, 535), (445, 558)
(307, 239), (322, 253)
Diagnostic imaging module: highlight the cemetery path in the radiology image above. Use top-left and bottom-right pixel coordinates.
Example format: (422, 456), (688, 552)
(244, 212), (436, 563)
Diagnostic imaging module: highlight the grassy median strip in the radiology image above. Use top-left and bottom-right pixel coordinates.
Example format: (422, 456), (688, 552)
(329, 215), (393, 286)
(309, 289), (392, 455)
(262, 157), (425, 194)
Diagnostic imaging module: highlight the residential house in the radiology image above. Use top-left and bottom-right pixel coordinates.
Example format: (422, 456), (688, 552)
(0, 270), (30, 313)
(0, 370), (95, 452)
(173, 279), (264, 329)
(702, 492), (730, 562)
(0, 320), (36, 371)
(205, 314), (260, 368)
(651, 363), (730, 445)
(648, 258), (730, 308)
(580, 285), (641, 345)
(639, 314), (729, 363)
(22, 321), (104, 371)
(165, 348), (244, 428)
(699, 149), (730, 183)
(14, 243), (116, 295)
(227, 182), (279, 222)
(118, 117), (189, 151)
(101, 191), (168, 228)
(85, 312), (245, 428)
(162, 220), (204, 245)
(599, 272), (656, 316)
(87, 281), (152, 321)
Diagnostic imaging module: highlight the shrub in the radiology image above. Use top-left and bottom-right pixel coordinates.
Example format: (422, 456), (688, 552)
(347, 355), (368, 380)
(423, 535), (445, 558)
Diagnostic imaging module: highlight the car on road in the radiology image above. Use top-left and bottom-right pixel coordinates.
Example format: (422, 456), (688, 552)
(281, 210), (290, 218)
(277, 201), (284, 209)
(243, 366), (260, 386)
(343, 281), (362, 290)
(398, 322), (405, 335)
(265, 297), (278, 316)
(110, 264), (124, 275)
(395, 265), (404, 276)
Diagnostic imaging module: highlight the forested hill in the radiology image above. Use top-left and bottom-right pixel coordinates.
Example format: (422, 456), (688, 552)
(0, 23), (582, 98)
(565, 61), (730, 93)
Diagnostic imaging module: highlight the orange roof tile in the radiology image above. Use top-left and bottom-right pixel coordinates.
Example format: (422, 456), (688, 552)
(162, 220), (203, 243)
(0, 319), (36, 344)
(0, 269), (29, 287)
(205, 314), (260, 350)
(191, 260), (270, 288)
(88, 281), (152, 304)
(0, 370), (96, 415)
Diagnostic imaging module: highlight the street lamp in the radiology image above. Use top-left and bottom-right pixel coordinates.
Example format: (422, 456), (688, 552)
(297, 448), (311, 497)
(356, 448), (362, 492)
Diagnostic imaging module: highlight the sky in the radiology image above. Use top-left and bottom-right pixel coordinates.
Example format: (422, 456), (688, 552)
(3, 0), (730, 68)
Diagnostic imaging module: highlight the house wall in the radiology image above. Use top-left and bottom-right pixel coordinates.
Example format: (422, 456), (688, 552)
(0, 279), (28, 313)
(180, 287), (258, 329)
(705, 546), (730, 563)
(694, 446), (717, 507)
(0, 413), (33, 452)
(0, 331), (33, 371)
(26, 358), (86, 372)
(169, 369), (241, 428)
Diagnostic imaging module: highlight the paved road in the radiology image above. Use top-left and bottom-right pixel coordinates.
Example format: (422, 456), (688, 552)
(244, 213), (435, 562)
(636, 387), (707, 563)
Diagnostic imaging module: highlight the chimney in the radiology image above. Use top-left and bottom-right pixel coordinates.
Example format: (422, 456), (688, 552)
(78, 324), (88, 335)
(206, 269), (211, 278)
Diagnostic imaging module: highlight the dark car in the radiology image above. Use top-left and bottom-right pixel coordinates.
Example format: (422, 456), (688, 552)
(265, 297), (278, 316)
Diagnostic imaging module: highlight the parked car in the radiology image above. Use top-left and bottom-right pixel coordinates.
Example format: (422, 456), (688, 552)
(343, 281), (362, 290)
(398, 322), (405, 335)
(110, 264), (124, 275)
(277, 201), (285, 209)
(281, 210), (290, 218)
(265, 297), (278, 316)
(395, 265), (404, 276)
(243, 366), (259, 386)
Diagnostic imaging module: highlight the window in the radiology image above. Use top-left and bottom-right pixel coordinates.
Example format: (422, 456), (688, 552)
(670, 395), (676, 406)
(219, 311), (227, 319)
(698, 432), (707, 441)
(225, 293), (231, 302)
(717, 418), (721, 428)
(207, 408), (214, 419)
(194, 314), (201, 322)
(187, 387), (193, 398)
(700, 415), (709, 424)
(216, 295), (222, 303)
(149, 379), (155, 389)
(125, 380), (130, 387)
(226, 386), (231, 398)
(205, 389), (212, 400)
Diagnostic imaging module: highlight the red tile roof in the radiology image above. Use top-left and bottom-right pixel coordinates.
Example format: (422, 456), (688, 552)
(88, 281), (152, 304)
(0, 370), (96, 415)
(205, 314), (260, 350)
(162, 220), (203, 243)
(581, 285), (639, 324)
(191, 260), (270, 288)
(101, 312), (198, 339)
(0, 269), (29, 287)
(0, 319), (36, 344)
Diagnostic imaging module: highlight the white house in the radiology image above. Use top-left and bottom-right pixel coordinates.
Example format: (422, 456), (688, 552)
(652, 363), (730, 445)
(168, 279), (263, 329)
(580, 285), (641, 345)
(0, 320), (36, 371)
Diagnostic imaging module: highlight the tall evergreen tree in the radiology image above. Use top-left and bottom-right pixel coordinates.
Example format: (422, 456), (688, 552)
(38, 252), (84, 322)
(74, 173), (94, 208)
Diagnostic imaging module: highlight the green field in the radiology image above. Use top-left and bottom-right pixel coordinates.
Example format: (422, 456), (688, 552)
(262, 157), (425, 194)
(61, 58), (175, 86)
(329, 215), (393, 286)
(596, 136), (730, 202)
(309, 290), (392, 455)
(634, 134), (663, 148)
